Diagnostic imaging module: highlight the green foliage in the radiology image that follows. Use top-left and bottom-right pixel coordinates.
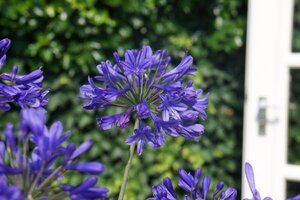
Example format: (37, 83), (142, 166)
(0, 0), (246, 199)
(293, 0), (300, 51)
(288, 69), (300, 165)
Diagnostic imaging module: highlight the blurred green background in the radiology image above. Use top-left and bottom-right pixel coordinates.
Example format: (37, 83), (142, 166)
(0, 0), (247, 199)
(288, 0), (300, 196)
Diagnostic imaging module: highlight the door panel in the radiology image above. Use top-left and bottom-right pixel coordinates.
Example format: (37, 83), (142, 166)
(243, 0), (300, 199)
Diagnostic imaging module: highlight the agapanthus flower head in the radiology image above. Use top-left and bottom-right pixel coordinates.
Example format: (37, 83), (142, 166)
(0, 108), (108, 200)
(81, 46), (208, 155)
(148, 168), (237, 200)
(0, 38), (48, 111)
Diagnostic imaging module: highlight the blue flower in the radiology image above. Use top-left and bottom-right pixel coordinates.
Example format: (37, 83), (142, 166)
(243, 162), (299, 200)
(148, 168), (237, 200)
(61, 176), (109, 200)
(126, 121), (156, 155)
(288, 194), (300, 200)
(0, 108), (108, 200)
(244, 162), (262, 200)
(0, 179), (25, 200)
(81, 46), (208, 155)
(147, 178), (177, 200)
(0, 38), (48, 110)
(178, 168), (201, 195)
(0, 38), (10, 70)
(219, 187), (238, 200)
(136, 99), (150, 119)
(244, 162), (272, 200)
(97, 107), (133, 130)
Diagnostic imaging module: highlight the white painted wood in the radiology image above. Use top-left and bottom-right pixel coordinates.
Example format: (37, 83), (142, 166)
(284, 164), (300, 181)
(243, 0), (299, 199)
(242, 0), (280, 197)
(273, 0), (295, 198)
(287, 53), (300, 67)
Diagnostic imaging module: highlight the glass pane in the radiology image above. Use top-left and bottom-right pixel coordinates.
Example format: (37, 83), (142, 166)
(288, 69), (300, 164)
(293, 0), (300, 51)
(286, 181), (300, 198)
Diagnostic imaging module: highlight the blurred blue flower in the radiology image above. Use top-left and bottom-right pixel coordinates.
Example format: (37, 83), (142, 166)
(0, 38), (48, 111)
(61, 176), (108, 200)
(288, 194), (300, 200)
(0, 108), (108, 200)
(0, 180), (25, 200)
(147, 178), (177, 200)
(178, 168), (201, 196)
(81, 46), (208, 155)
(148, 168), (237, 200)
(0, 38), (10, 70)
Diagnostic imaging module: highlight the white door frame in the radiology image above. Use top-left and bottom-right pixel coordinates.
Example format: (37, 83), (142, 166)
(242, 0), (300, 199)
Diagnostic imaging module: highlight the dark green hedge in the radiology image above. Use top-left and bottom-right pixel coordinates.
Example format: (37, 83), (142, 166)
(0, 0), (247, 199)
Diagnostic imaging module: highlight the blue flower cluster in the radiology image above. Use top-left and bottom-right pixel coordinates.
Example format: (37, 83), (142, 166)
(0, 38), (108, 200)
(148, 168), (237, 200)
(2, 38), (298, 200)
(80, 46), (208, 155)
(148, 162), (300, 200)
(0, 108), (108, 200)
(0, 38), (48, 111)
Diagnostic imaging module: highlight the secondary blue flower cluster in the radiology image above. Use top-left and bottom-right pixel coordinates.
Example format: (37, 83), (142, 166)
(0, 108), (108, 200)
(148, 168), (237, 200)
(80, 46), (208, 155)
(149, 162), (300, 200)
(0, 38), (48, 111)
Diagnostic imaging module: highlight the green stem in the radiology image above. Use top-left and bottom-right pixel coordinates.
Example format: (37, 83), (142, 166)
(37, 166), (63, 190)
(27, 162), (45, 199)
(118, 120), (138, 200)
(47, 191), (69, 200)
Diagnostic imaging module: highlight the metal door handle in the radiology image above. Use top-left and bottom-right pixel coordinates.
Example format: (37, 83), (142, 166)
(257, 97), (267, 135)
